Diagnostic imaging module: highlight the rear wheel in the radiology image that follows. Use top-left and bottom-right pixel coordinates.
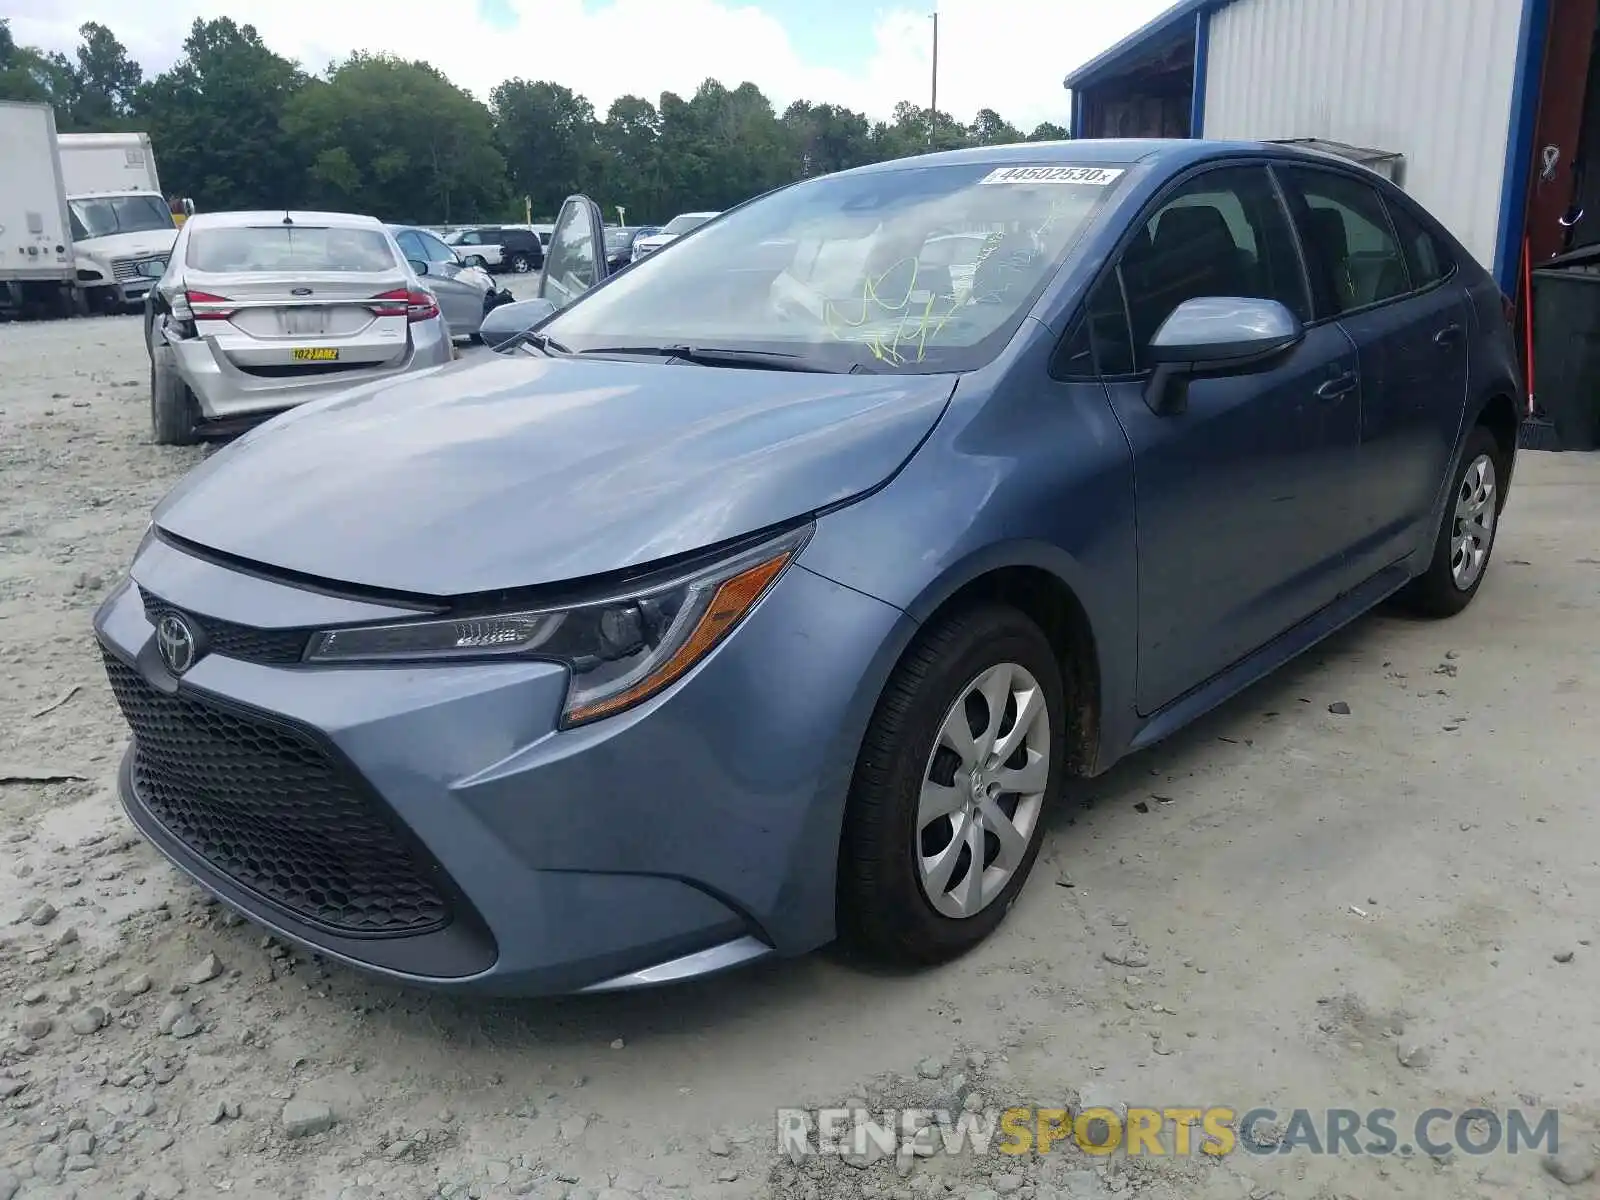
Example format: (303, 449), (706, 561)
(150, 345), (200, 446)
(508, 252), (532, 274)
(840, 604), (1065, 965)
(1396, 425), (1502, 617)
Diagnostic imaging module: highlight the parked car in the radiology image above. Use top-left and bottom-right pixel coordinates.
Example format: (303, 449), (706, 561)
(141, 210), (457, 446)
(630, 211), (718, 261)
(448, 226), (546, 274)
(603, 225), (658, 272)
(443, 227), (503, 269)
(387, 224), (511, 337)
(98, 142), (1520, 997)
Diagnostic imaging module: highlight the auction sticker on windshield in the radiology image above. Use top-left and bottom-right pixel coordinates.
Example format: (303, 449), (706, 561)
(978, 166), (1125, 186)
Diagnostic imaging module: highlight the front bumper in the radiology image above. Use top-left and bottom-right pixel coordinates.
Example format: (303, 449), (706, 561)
(169, 321), (453, 421)
(92, 532), (906, 995)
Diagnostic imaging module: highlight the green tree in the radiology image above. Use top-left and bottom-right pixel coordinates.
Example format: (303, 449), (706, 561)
(135, 18), (308, 208)
(283, 54), (506, 223)
(1027, 121), (1070, 141)
(491, 80), (598, 220)
(782, 101), (874, 178)
(595, 95), (664, 219)
(68, 22), (143, 127)
(970, 107), (1022, 146)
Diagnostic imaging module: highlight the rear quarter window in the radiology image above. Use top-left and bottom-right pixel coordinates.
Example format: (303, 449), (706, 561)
(185, 226), (398, 273)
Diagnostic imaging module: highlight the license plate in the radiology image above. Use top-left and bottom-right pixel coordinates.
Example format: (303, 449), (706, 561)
(292, 348), (339, 362)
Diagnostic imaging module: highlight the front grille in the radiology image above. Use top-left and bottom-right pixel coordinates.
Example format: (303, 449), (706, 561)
(111, 256), (165, 283)
(141, 590), (309, 665)
(101, 651), (451, 936)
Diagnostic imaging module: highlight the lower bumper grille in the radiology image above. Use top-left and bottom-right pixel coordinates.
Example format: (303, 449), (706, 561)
(101, 651), (450, 937)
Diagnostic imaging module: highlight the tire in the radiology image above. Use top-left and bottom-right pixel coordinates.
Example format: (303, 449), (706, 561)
(839, 604), (1067, 965)
(150, 346), (200, 446)
(1395, 425), (1503, 617)
(508, 253), (532, 274)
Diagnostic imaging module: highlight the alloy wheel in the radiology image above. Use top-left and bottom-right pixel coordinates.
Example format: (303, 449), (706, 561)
(1451, 453), (1497, 590)
(917, 661), (1051, 919)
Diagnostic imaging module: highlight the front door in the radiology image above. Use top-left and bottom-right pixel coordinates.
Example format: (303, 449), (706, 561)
(539, 195), (609, 311)
(1092, 163), (1364, 715)
(1278, 166), (1470, 578)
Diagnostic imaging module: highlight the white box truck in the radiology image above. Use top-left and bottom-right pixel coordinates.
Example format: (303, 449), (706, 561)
(57, 131), (190, 311)
(0, 101), (76, 317)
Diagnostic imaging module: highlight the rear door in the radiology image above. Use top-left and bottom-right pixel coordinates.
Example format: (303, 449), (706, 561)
(1277, 165), (1470, 578)
(179, 221), (412, 371)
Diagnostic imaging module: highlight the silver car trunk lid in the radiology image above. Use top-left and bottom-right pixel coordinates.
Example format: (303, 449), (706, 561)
(183, 270), (413, 370)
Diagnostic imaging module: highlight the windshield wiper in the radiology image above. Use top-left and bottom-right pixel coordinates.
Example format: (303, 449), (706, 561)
(577, 344), (857, 373)
(503, 329), (571, 356)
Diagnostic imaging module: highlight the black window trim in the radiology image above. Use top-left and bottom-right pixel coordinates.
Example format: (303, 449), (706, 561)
(1270, 160), (1459, 326)
(1051, 156), (1312, 383)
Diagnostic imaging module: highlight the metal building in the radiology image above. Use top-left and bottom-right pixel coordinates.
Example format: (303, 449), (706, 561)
(1063, 0), (1600, 298)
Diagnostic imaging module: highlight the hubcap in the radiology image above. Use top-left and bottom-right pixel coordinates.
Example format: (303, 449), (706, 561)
(917, 662), (1051, 920)
(1451, 453), (1497, 591)
(513, 257), (530, 273)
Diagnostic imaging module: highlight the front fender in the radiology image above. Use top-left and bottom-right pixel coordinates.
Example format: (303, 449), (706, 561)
(798, 353), (1141, 773)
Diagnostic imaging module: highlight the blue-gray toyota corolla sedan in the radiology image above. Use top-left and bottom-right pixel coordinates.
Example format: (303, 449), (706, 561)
(95, 140), (1522, 995)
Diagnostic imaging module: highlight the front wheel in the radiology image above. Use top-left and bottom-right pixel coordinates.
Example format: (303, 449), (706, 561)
(839, 604), (1065, 965)
(1396, 425), (1502, 617)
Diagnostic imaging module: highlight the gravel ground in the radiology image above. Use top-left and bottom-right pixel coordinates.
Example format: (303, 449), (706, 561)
(2, 308), (1599, 1200)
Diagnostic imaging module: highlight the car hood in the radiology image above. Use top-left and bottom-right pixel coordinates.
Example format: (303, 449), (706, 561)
(635, 233), (677, 251)
(151, 354), (956, 597)
(75, 229), (177, 260)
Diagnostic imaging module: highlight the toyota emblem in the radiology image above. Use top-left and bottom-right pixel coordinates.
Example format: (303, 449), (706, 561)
(155, 613), (198, 675)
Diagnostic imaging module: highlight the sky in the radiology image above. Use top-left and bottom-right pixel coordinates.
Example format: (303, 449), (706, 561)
(5, 0), (1178, 132)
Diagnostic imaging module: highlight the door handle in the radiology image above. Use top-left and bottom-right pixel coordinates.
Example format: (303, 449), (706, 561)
(1434, 323), (1463, 345)
(1315, 372), (1358, 401)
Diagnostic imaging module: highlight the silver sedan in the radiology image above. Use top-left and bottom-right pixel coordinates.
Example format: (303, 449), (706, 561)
(144, 211), (457, 445)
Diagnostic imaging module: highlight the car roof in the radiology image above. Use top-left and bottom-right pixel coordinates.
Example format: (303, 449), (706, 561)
(186, 210), (387, 230)
(836, 137), (1379, 179)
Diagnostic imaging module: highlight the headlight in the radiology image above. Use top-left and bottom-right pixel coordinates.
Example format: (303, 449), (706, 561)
(305, 525), (811, 726)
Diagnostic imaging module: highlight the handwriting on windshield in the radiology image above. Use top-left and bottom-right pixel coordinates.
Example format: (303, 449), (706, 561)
(821, 255), (962, 366)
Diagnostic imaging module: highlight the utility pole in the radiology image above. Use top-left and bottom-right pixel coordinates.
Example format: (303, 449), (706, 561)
(929, 10), (939, 147)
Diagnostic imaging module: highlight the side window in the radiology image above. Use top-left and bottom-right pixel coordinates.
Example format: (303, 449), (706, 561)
(459, 231), (479, 245)
(1057, 270), (1135, 378)
(420, 232), (457, 263)
(1119, 165), (1309, 370)
(395, 231), (424, 262)
(1385, 199), (1452, 288)
(1281, 168), (1410, 314)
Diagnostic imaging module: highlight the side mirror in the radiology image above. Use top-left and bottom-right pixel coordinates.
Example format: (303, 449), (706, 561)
(479, 297), (557, 351)
(408, 258), (429, 277)
(1144, 296), (1303, 416)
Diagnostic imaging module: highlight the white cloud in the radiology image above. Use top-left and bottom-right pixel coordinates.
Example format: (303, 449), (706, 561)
(6, 0), (1177, 131)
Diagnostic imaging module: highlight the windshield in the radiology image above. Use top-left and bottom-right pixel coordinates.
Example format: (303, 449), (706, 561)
(68, 195), (174, 240)
(541, 162), (1126, 372)
(604, 228), (634, 252)
(661, 213), (715, 235)
(186, 225), (399, 273)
